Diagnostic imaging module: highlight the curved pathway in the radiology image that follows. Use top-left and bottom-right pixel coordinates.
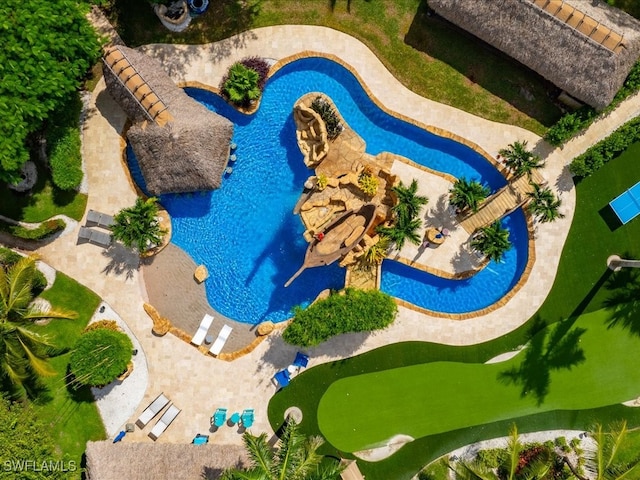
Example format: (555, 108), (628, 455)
(28, 25), (640, 447)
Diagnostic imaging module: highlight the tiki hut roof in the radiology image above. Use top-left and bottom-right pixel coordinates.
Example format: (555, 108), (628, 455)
(428, 0), (640, 110)
(102, 45), (233, 195)
(84, 441), (250, 480)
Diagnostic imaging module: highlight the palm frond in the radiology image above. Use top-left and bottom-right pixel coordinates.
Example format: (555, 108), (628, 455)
(242, 432), (275, 479)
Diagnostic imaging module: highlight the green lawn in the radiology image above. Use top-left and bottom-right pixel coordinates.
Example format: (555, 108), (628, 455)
(32, 272), (106, 476)
(317, 308), (640, 452)
(0, 160), (87, 222)
(268, 143), (640, 478)
(108, 0), (561, 134)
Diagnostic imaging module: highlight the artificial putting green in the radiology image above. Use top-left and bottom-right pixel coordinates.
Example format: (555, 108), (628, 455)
(317, 307), (640, 452)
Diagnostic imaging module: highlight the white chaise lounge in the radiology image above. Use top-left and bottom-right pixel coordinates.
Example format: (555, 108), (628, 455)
(190, 314), (214, 346)
(135, 393), (170, 428)
(209, 324), (233, 356)
(148, 404), (181, 440)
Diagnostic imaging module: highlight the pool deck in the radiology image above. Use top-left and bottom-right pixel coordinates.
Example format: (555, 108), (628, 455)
(26, 24), (640, 446)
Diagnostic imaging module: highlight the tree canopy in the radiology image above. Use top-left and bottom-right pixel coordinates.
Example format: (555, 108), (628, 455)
(0, 0), (101, 182)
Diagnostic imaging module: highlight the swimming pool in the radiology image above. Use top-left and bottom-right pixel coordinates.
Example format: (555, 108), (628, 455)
(127, 56), (529, 324)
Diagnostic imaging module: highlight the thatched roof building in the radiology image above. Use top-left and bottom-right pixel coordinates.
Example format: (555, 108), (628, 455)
(103, 45), (233, 195)
(428, 0), (640, 110)
(84, 441), (250, 480)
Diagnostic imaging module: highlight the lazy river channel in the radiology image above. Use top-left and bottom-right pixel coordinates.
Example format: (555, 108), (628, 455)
(127, 56), (529, 324)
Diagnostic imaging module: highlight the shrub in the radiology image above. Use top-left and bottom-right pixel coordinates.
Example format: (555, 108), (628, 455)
(84, 320), (120, 333)
(239, 56), (270, 91)
(47, 92), (84, 190)
(283, 288), (397, 346)
(0, 218), (66, 240)
(358, 170), (379, 196)
(545, 60), (640, 146)
(310, 96), (342, 139)
(0, 247), (22, 266)
(69, 328), (133, 387)
(476, 448), (507, 469)
(569, 116), (640, 177)
(221, 63), (261, 107)
(0, 249), (46, 295)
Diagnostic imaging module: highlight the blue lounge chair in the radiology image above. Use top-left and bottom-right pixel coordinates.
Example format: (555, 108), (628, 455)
(241, 409), (254, 429)
(192, 434), (209, 445)
(292, 352), (309, 369)
(212, 408), (227, 428)
(274, 369), (291, 388)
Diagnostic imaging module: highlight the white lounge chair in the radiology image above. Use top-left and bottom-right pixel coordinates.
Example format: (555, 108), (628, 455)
(148, 404), (181, 441)
(135, 393), (170, 428)
(190, 314), (214, 346)
(209, 324), (233, 356)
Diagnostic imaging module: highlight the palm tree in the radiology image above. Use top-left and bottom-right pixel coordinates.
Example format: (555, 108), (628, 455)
(449, 178), (491, 213)
(221, 419), (343, 480)
(499, 140), (544, 178)
(223, 62), (261, 106)
(392, 179), (428, 223)
(0, 256), (76, 394)
(360, 235), (390, 267)
(112, 197), (166, 253)
(377, 217), (422, 250)
(471, 221), (511, 263)
(526, 183), (564, 223)
(576, 421), (640, 480)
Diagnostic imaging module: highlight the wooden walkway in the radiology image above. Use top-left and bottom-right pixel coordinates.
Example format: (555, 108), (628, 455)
(459, 170), (544, 233)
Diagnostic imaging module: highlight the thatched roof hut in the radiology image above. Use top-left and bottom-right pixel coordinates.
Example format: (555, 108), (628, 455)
(428, 0), (640, 110)
(103, 45), (233, 195)
(84, 441), (250, 480)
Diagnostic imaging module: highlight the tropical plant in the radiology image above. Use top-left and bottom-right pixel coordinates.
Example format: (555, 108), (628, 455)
(361, 235), (390, 267)
(222, 63), (262, 106)
(0, 395), (68, 476)
(310, 96), (342, 139)
(526, 183), (565, 223)
(0, 257), (76, 395)
(567, 421), (640, 480)
(392, 179), (428, 222)
(499, 140), (544, 178)
(358, 169), (379, 196)
(449, 178), (491, 213)
(0, 0), (100, 182)
(376, 216), (422, 250)
(221, 419), (344, 480)
(69, 327), (133, 387)
(283, 288), (397, 347)
(471, 221), (511, 263)
(112, 197), (166, 253)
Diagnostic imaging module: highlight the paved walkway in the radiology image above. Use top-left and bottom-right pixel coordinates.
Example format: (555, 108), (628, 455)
(22, 25), (640, 446)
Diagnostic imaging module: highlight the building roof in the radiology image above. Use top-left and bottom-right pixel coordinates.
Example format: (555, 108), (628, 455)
(102, 45), (233, 195)
(428, 0), (640, 110)
(84, 441), (250, 480)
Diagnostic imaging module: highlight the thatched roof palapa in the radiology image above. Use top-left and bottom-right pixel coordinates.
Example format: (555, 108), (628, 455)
(103, 45), (233, 195)
(84, 441), (250, 480)
(428, 0), (640, 110)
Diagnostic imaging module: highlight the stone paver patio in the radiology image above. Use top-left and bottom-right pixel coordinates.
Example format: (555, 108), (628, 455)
(22, 25), (640, 446)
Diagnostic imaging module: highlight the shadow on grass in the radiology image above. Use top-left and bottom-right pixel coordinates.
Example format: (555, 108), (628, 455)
(497, 315), (586, 406)
(403, 1), (561, 128)
(604, 266), (640, 337)
(328, 0), (371, 13)
(599, 203), (623, 232)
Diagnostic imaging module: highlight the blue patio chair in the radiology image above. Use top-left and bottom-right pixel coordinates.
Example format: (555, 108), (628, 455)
(212, 408), (227, 428)
(292, 352), (309, 369)
(274, 369), (291, 388)
(192, 434), (209, 445)
(241, 409), (254, 429)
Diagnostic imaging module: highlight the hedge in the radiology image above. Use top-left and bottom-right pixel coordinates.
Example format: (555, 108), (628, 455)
(69, 328), (133, 387)
(545, 61), (640, 147)
(282, 288), (398, 347)
(0, 218), (66, 240)
(47, 93), (84, 191)
(569, 116), (640, 177)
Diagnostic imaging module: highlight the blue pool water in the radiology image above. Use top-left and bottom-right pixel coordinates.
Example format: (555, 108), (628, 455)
(127, 57), (529, 324)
